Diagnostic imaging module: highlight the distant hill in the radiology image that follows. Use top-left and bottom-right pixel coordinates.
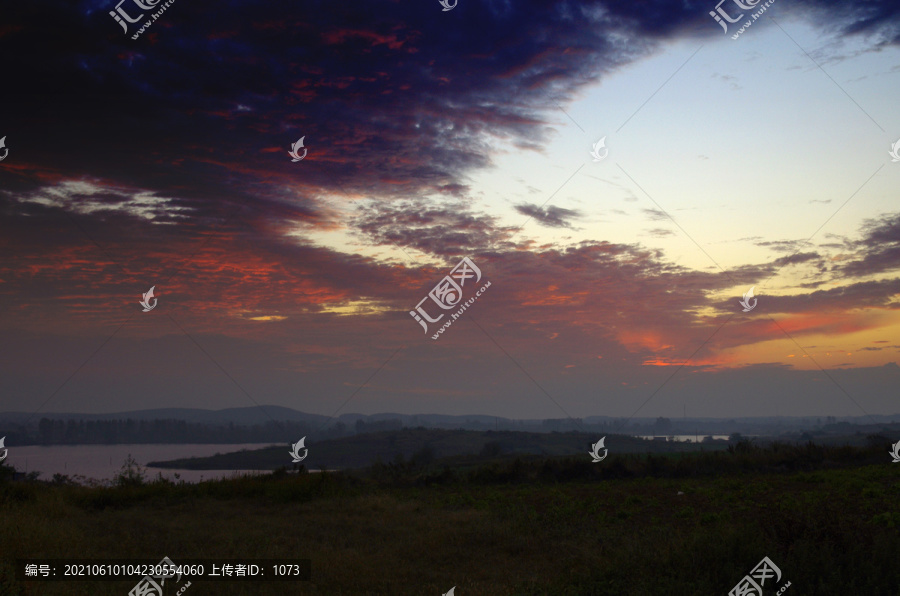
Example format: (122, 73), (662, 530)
(4, 405), (899, 428)
(3, 406), (900, 446)
(0, 406), (330, 425)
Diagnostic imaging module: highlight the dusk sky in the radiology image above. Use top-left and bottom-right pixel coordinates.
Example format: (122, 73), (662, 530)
(1, 0), (898, 421)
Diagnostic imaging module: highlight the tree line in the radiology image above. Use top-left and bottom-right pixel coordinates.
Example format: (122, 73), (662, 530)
(0, 417), (413, 445)
(3, 418), (329, 445)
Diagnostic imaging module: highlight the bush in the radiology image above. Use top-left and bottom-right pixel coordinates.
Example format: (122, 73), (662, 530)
(51, 473), (76, 485)
(113, 454), (146, 488)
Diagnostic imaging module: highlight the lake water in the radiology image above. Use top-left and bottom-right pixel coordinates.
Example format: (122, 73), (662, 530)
(4, 443), (278, 484)
(636, 435), (731, 443)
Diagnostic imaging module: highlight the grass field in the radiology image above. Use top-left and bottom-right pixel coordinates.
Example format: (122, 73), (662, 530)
(2, 440), (899, 595)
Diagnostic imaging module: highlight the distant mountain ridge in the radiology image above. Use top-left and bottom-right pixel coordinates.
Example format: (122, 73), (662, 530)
(1, 406), (898, 427)
(0, 406), (329, 425)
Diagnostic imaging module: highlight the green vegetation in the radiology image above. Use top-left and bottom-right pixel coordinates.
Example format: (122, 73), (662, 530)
(2, 439), (899, 595)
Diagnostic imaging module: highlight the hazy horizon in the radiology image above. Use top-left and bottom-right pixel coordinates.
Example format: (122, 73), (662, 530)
(2, 404), (900, 423)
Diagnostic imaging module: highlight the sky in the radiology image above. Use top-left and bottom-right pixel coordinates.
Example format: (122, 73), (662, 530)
(0, 0), (898, 422)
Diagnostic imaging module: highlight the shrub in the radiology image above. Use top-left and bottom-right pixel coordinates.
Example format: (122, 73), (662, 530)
(113, 454), (146, 488)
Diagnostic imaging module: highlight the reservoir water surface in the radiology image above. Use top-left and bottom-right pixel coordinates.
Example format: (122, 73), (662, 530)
(4, 443), (277, 484)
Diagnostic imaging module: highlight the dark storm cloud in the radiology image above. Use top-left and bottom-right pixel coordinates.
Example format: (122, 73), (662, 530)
(742, 278), (900, 315)
(839, 213), (900, 277)
(771, 251), (822, 268)
(352, 200), (514, 258)
(2, 0), (898, 240)
(785, 0), (900, 46)
(514, 204), (581, 229)
(1, 0), (658, 218)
